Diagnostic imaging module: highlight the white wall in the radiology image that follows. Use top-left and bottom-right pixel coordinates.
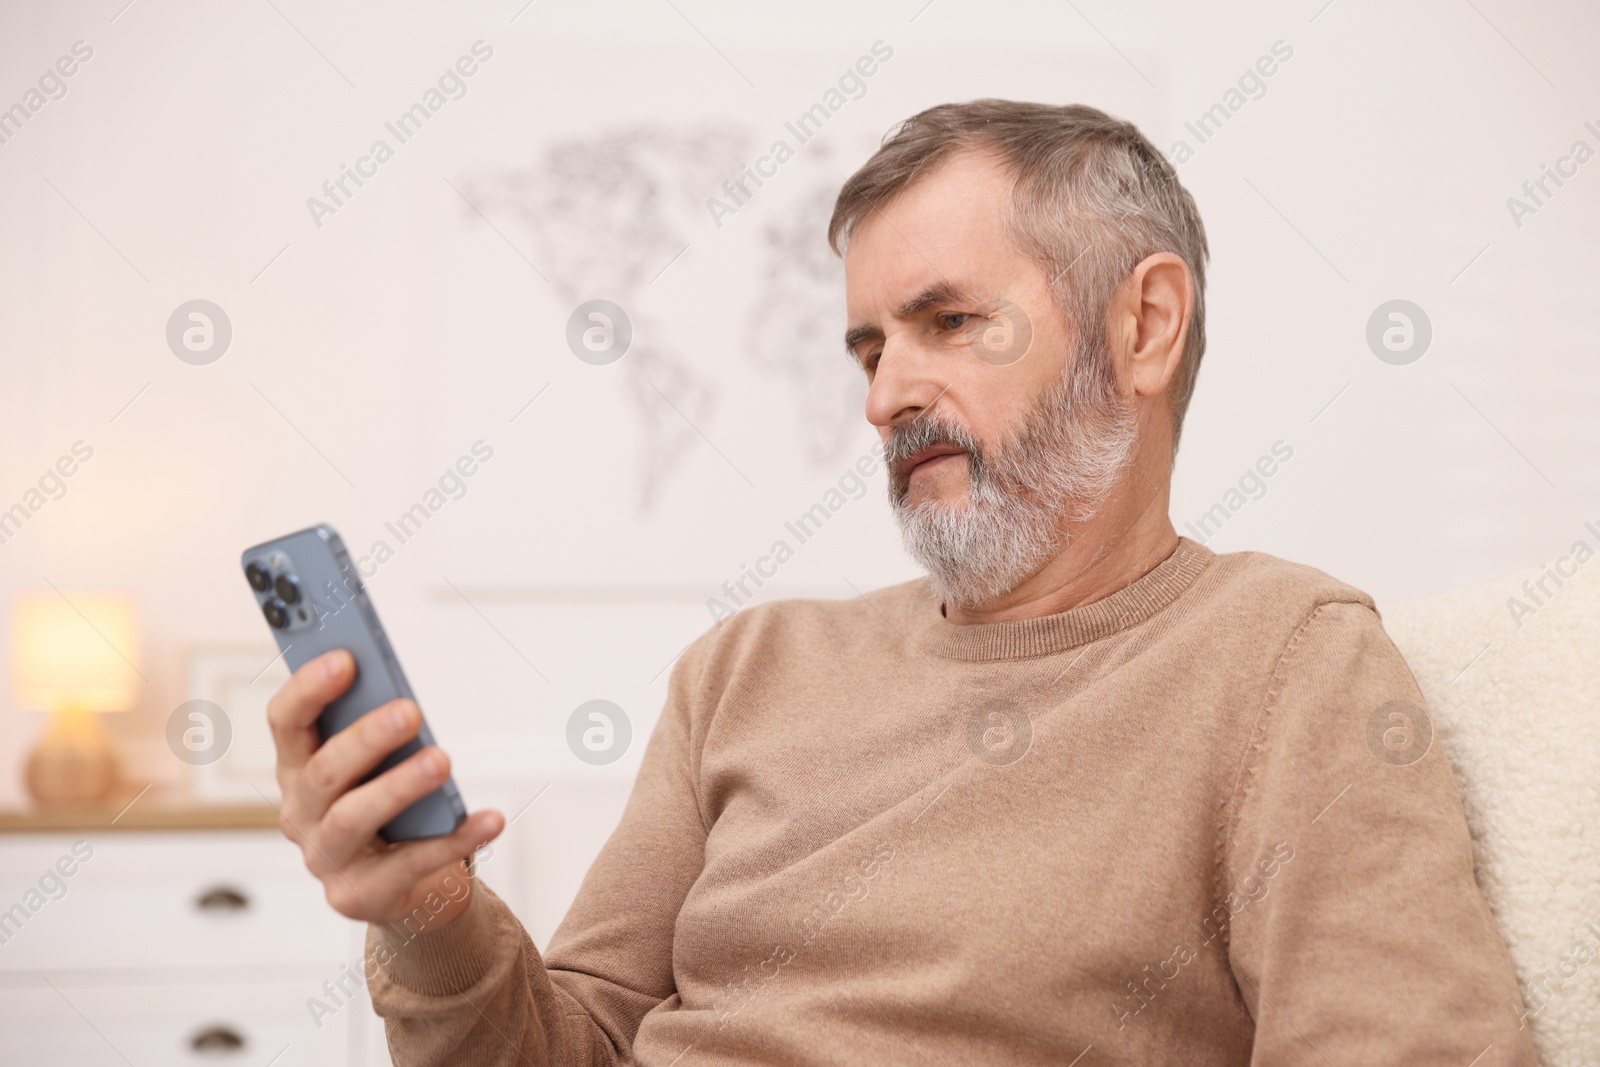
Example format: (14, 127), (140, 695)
(0, 0), (1596, 944)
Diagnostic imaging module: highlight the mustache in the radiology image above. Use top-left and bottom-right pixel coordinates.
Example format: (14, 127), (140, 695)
(885, 413), (987, 504)
(884, 413), (982, 470)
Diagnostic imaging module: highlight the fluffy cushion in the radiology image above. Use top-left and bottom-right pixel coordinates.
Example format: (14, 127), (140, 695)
(1383, 554), (1600, 1065)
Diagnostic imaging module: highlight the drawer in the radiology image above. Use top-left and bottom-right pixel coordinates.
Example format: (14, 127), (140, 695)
(0, 831), (358, 971)
(0, 977), (362, 1066)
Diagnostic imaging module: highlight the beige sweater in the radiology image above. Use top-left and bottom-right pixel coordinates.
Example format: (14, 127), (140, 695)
(366, 538), (1535, 1065)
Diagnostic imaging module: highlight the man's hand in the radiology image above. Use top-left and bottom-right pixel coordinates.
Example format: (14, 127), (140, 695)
(267, 649), (505, 928)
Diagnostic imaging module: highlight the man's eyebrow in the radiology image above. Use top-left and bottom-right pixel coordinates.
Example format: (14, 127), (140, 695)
(843, 322), (881, 355)
(843, 281), (973, 356)
(896, 281), (969, 318)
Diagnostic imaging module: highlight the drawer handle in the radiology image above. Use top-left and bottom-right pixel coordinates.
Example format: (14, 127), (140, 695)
(190, 1024), (245, 1052)
(194, 886), (250, 913)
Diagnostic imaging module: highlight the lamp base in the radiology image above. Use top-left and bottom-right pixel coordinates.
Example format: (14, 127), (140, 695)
(25, 708), (120, 807)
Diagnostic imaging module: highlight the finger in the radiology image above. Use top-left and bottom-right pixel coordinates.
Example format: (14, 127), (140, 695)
(320, 810), (503, 922)
(395, 809), (505, 880)
(361, 810), (506, 902)
(315, 743), (450, 865)
(295, 699), (423, 822)
(267, 650), (355, 771)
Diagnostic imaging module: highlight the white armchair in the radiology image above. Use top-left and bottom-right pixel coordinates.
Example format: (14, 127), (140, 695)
(1385, 558), (1600, 1066)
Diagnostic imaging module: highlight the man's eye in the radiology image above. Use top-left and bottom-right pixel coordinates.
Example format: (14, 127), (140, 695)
(940, 313), (970, 330)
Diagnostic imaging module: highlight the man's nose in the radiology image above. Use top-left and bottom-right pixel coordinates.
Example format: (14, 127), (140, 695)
(865, 338), (947, 430)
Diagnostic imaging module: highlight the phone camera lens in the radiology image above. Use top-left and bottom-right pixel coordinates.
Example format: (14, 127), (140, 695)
(245, 562), (272, 592)
(274, 574), (301, 604)
(262, 598), (289, 629)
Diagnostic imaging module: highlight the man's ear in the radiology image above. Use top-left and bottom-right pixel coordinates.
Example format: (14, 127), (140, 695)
(1111, 252), (1194, 400)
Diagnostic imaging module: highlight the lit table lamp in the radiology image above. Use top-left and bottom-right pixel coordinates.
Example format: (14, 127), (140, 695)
(13, 593), (141, 807)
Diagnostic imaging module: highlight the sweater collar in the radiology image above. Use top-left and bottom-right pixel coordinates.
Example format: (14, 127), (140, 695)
(910, 536), (1214, 661)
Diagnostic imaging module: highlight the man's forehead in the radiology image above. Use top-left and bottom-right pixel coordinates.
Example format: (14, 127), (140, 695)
(842, 224), (979, 331)
(846, 163), (1004, 264)
(842, 153), (1012, 320)
(845, 249), (969, 319)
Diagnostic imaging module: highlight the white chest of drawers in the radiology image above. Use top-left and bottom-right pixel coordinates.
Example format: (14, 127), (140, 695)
(0, 814), (390, 1066)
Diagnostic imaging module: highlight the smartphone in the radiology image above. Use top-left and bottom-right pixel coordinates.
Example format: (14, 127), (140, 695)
(241, 524), (466, 842)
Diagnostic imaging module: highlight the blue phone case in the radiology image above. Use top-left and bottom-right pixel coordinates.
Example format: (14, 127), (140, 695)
(241, 524), (466, 842)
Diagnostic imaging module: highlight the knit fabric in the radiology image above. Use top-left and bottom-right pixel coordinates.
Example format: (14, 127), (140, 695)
(367, 538), (1535, 1065)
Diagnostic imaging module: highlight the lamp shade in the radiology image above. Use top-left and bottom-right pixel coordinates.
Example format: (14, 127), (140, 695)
(13, 593), (141, 713)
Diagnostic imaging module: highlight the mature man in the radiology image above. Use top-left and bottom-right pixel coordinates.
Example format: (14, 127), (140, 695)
(269, 102), (1534, 1064)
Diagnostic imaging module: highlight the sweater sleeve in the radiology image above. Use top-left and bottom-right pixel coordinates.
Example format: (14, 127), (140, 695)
(364, 629), (713, 1066)
(1222, 600), (1536, 1066)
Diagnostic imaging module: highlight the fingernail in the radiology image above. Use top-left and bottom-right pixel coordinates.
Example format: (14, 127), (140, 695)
(420, 750), (444, 776)
(325, 652), (345, 679)
(388, 703), (412, 731)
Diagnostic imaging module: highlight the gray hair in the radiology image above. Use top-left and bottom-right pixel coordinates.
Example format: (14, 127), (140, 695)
(828, 100), (1210, 452)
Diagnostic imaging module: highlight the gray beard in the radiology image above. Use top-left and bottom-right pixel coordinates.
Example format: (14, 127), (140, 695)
(886, 363), (1139, 611)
